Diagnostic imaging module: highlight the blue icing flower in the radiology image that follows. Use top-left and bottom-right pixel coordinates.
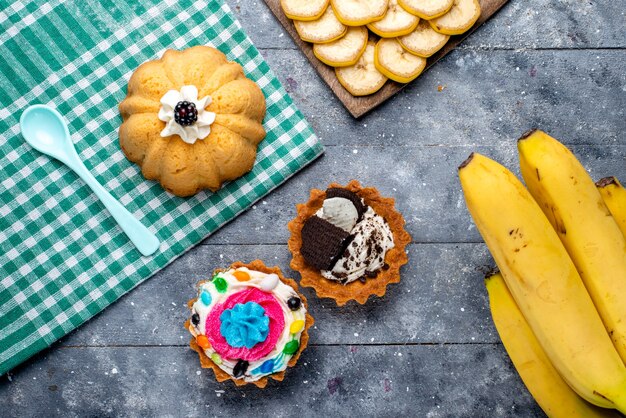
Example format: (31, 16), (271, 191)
(220, 301), (269, 349)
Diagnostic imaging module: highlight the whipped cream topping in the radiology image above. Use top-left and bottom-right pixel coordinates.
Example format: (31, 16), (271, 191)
(189, 267), (306, 382)
(158, 85), (216, 144)
(321, 206), (395, 284)
(316, 197), (359, 232)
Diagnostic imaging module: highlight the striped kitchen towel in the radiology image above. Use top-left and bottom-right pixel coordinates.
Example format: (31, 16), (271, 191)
(0, 0), (323, 374)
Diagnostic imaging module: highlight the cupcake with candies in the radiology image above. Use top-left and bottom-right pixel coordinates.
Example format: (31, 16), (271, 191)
(288, 180), (411, 306)
(186, 260), (313, 387)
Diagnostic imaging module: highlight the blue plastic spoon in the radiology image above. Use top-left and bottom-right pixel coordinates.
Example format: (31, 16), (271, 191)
(20, 105), (160, 256)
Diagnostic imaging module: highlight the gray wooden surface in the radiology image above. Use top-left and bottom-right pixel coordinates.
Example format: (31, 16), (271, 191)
(2, 0), (626, 417)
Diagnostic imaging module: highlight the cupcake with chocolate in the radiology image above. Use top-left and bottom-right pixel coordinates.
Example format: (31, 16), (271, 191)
(288, 180), (411, 306)
(186, 260), (313, 387)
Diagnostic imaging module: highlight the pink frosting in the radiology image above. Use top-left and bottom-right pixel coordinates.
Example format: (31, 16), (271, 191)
(205, 288), (285, 361)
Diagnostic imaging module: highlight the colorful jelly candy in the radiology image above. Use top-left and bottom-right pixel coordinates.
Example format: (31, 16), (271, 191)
(283, 340), (299, 355)
(201, 291), (212, 306)
(210, 352), (222, 365)
(259, 273), (279, 292)
(233, 270), (251, 282)
(259, 358), (275, 374)
(287, 297), (301, 311)
(196, 335), (211, 349)
(289, 320), (305, 334)
(233, 359), (249, 378)
(213, 277), (228, 293)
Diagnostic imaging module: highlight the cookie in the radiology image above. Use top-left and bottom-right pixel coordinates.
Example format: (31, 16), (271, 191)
(326, 187), (366, 220)
(300, 215), (353, 271)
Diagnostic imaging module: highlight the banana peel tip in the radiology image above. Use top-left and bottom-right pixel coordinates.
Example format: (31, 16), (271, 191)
(518, 129), (539, 142)
(596, 176), (618, 188)
(484, 267), (501, 281)
(459, 152), (475, 170)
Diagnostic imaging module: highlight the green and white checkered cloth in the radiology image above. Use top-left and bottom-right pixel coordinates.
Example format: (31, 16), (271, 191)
(0, 0), (323, 375)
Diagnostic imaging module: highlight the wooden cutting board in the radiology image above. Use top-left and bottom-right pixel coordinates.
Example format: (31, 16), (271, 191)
(264, 0), (509, 118)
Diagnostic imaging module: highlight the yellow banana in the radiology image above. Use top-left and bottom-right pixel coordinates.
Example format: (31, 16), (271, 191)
(597, 176), (626, 238)
(518, 130), (626, 364)
(486, 272), (621, 418)
(459, 152), (626, 412)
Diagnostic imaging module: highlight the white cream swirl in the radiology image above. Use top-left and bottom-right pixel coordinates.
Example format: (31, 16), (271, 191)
(158, 85), (216, 144)
(321, 206), (395, 284)
(188, 267), (306, 382)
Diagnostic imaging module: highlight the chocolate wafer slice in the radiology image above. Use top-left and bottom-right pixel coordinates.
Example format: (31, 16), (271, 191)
(300, 215), (352, 271)
(326, 187), (366, 220)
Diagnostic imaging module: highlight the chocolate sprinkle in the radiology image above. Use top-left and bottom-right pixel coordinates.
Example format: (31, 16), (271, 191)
(300, 216), (352, 271)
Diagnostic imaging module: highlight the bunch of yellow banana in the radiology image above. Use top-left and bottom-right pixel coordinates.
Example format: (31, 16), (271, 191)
(459, 130), (626, 416)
